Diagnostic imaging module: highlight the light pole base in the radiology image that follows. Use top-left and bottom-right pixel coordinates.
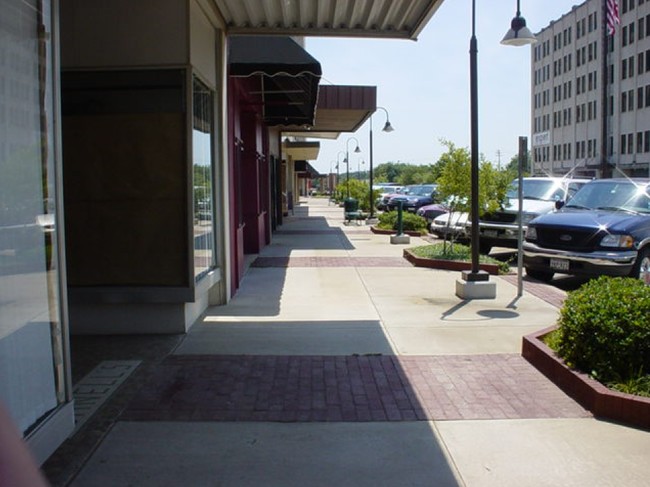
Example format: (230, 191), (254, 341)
(455, 277), (497, 299)
(365, 217), (379, 226)
(390, 234), (411, 245)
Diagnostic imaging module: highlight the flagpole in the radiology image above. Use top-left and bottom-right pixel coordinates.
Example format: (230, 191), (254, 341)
(601, 0), (620, 178)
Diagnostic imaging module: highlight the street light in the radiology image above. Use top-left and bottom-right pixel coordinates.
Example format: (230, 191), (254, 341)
(336, 151), (346, 200)
(501, 0), (537, 46)
(458, 0), (535, 299)
(368, 107), (394, 220)
(345, 137), (361, 199)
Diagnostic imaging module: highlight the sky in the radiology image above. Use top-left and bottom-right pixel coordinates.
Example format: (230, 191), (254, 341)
(304, 0), (583, 175)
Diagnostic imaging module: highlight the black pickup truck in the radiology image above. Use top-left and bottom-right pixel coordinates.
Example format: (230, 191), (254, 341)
(523, 178), (650, 284)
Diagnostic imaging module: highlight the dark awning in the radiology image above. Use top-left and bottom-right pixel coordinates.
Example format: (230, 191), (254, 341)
(229, 36), (322, 127)
(294, 160), (320, 178)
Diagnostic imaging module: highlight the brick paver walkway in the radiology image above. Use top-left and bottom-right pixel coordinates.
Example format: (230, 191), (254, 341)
(122, 354), (590, 423)
(252, 256), (411, 267)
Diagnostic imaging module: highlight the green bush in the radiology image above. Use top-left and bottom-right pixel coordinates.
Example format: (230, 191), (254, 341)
(556, 276), (650, 383)
(376, 211), (428, 234)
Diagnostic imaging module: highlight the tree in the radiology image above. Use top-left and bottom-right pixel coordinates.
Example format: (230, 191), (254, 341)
(435, 139), (512, 250)
(505, 151), (531, 175)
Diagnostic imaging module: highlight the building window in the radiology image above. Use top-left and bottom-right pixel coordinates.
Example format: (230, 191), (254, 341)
(192, 78), (216, 280)
(645, 131), (650, 152)
(638, 132), (644, 153)
(622, 134), (627, 154)
(638, 86), (645, 109)
(639, 53), (645, 74)
(627, 134), (634, 154)
(627, 90), (634, 112)
(0, 0), (67, 435)
(640, 17), (646, 40)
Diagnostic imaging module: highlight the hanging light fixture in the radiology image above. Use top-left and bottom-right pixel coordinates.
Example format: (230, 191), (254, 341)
(501, 0), (537, 47)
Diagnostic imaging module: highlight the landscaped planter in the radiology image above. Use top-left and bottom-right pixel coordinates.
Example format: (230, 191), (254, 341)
(403, 248), (500, 275)
(522, 326), (650, 431)
(370, 226), (424, 237)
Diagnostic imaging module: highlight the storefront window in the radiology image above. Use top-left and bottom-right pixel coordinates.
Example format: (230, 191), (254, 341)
(0, 0), (65, 433)
(192, 78), (216, 279)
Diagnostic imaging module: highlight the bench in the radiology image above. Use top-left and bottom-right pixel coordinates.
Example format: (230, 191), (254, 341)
(344, 210), (366, 225)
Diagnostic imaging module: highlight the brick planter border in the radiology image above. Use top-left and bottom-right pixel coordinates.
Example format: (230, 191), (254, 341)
(522, 326), (650, 430)
(403, 248), (500, 275)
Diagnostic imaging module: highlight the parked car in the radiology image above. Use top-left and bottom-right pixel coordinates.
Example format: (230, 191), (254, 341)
(523, 178), (650, 283)
(476, 176), (590, 254)
(430, 211), (469, 241)
(386, 184), (437, 212)
(416, 202), (449, 224)
(375, 186), (404, 210)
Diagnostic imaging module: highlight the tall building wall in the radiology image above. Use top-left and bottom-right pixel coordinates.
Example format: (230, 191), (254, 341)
(532, 0), (650, 177)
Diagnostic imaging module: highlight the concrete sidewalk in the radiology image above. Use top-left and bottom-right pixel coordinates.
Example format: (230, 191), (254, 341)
(48, 198), (650, 486)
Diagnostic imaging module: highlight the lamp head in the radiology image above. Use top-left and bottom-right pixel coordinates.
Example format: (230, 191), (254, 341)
(354, 145), (361, 153)
(501, 14), (537, 46)
(382, 121), (395, 132)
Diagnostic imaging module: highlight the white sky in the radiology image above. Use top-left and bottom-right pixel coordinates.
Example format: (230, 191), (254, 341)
(304, 0), (583, 175)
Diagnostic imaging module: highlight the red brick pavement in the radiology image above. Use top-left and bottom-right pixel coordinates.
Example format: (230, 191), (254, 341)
(252, 257), (411, 268)
(122, 354), (590, 423)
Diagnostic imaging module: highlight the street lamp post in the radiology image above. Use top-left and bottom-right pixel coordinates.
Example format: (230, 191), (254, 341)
(336, 151), (346, 200)
(457, 0), (535, 299)
(368, 107), (394, 220)
(345, 137), (361, 199)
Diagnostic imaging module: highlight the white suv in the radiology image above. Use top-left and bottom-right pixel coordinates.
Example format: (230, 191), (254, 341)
(476, 176), (590, 254)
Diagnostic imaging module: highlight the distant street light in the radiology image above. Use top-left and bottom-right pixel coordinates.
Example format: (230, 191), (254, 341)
(345, 137), (361, 199)
(368, 107), (394, 220)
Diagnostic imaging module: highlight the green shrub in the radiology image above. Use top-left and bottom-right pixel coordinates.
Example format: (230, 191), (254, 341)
(376, 211), (428, 234)
(556, 276), (650, 383)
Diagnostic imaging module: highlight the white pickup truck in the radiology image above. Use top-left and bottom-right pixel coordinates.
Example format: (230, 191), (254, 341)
(476, 176), (591, 254)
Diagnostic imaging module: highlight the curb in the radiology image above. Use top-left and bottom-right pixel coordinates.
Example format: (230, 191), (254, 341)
(522, 326), (650, 431)
(370, 226), (424, 237)
(403, 249), (500, 275)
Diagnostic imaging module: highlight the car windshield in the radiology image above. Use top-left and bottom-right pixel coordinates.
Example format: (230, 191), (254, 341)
(566, 181), (650, 213)
(406, 185), (435, 196)
(506, 179), (567, 201)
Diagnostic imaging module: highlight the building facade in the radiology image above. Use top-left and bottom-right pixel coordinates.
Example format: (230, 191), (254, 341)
(0, 0), (443, 466)
(532, 0), (650, 177)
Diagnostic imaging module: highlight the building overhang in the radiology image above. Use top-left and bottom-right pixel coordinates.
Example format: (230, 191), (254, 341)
(284, 140), (320, 161)
(229, 36), (322, 126)
(283, 85), (377, 140)
(214, 0), (445, 41)
(294, 160), (320, 178)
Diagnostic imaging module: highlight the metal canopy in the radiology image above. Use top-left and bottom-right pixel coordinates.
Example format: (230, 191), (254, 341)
(214, 0), (445, 40)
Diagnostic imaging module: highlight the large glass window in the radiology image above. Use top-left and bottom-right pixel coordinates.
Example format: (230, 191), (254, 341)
(0, 0), (65, 433)
(192, 78), (215, 279)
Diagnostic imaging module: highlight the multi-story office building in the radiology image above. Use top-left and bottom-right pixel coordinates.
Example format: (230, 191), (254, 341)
(532, 0), (650, 178)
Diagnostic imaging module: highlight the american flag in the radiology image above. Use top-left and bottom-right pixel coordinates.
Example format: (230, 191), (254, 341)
(606, 0), (620, 35)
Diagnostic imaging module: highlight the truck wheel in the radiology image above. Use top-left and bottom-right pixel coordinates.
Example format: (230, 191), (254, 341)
(525, 268), (554, 282)
(631, 247), (650, 284)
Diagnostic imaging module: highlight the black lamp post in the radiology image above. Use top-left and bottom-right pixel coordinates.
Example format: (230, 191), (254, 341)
(460, 0), (536, 296)
(345, 137), (361, 199)
(369, 107), (394, 220)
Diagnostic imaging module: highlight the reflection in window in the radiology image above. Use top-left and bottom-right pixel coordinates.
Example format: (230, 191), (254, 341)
(0, 0), (64, 433)
(193, 78), (215, 279)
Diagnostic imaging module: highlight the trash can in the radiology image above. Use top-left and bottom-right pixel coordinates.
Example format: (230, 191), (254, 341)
(343, 197), (359, 213)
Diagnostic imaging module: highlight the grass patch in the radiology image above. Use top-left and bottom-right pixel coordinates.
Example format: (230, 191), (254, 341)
(409, 242), (510, 274)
